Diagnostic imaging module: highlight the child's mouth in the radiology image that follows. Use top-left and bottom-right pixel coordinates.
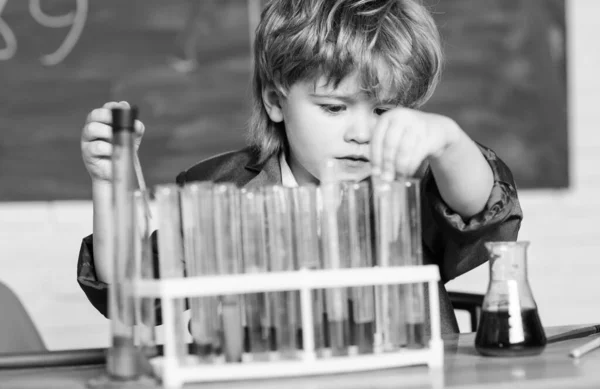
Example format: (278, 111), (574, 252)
(336, 155), (370, 169)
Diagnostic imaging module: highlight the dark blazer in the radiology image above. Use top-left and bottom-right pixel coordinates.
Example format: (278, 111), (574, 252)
(77, 145), (522, 334)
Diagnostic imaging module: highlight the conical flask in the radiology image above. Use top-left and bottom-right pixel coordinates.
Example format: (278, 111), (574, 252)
(475, 241), (546, 357)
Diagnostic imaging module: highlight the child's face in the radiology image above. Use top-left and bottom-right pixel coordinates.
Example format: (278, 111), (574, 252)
(272, 73), (396, 184)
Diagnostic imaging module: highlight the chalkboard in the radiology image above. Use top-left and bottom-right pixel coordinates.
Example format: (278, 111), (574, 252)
(424, 0), (568, 189)
(0, 0), (567, 201)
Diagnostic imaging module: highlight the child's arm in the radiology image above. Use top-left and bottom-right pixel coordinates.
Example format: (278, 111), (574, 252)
(427, 120), (494, 218)
(371, 108), (493, 219)
(371, 107), (522, 281)
(421, 144), (522, 282)
(80, 101), (145, 284)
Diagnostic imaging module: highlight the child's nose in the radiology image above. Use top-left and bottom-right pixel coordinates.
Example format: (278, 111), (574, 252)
(343, 113), (375, 144)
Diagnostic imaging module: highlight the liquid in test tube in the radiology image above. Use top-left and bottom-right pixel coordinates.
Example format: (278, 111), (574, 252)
(263, 186), (298, 359)
(155, 184), (189, 362)
(180, 182), (219, 359)
(240, 188), (271, 360)
(345, 182), (375, 354)
(404, 179), (425, 348)
(213, 184), (244, 363)
(132, 190), (157, 358)
(289, 184), (324, 354)
(320, 160), (350, 356)
(373, 178), (408, 351)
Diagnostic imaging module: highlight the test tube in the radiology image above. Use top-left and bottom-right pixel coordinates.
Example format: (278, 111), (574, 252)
(107, 107), (139, 379)
(197, 183), (223, 357)
(180, 182), (219, 359)
(289, 184), (324, 354)
(263, 185), (298, 358)
(405, 179), (425, 348)
(132, 189), (157, 358)
(155, 184), (188, 361)
(320, 160), (350, 356)
(373, 178), (409, 351)
(345, 181), (375, 354)
(213, 184), (244, 363)
(240, 188), (271, 359)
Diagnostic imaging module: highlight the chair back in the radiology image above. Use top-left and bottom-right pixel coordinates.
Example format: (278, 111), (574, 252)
(0, 282), (46, 353)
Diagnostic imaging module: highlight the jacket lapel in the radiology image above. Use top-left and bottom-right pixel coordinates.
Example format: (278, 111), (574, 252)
(244, 152), (282, 189)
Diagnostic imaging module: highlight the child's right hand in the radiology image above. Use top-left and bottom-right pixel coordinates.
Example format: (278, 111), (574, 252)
(81, 101), (145, 183)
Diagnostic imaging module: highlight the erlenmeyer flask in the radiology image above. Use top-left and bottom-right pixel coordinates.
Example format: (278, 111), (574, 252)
(475, 241), (546, 357)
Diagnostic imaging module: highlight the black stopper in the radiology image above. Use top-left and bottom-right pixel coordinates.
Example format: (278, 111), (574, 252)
(111, 106), (138, 131)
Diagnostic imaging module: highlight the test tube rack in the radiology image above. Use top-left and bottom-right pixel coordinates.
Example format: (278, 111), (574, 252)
(133, 265), (443, 389)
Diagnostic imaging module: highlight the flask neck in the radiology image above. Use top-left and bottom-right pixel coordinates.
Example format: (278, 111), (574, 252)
(483, 241), (538, 311)
(486, 242), (530, 282)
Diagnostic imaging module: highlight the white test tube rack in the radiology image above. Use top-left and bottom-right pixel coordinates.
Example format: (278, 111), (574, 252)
(133, 265), (444, 389)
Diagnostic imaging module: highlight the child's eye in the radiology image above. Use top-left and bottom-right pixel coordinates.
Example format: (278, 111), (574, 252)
(319, 105), (346, 114)
(374, 108), (390, 116)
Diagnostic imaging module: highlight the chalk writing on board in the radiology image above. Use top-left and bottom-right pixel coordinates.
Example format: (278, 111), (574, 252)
(0, 0), (87, 65)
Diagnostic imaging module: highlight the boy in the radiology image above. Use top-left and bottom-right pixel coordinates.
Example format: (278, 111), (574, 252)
(78, 0), (522, 333)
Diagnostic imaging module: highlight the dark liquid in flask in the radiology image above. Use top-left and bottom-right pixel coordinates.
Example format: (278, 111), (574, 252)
(475, 308), (546, 357)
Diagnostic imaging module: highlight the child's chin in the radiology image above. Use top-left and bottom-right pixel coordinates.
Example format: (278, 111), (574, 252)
(336, 169), (372, 183)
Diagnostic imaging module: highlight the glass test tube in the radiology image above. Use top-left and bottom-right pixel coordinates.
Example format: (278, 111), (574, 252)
(345, 182), (375, 354)
(263, 186), (298, 358)
(132, 190), (157, 357)
(180, 182), (221, 359)
(289, 184), (324, 353)
(373, 179), (409, 351)
(108, 107), (138, 379)
(213, 184), (244, 363)
(240, 188), (271, 359)
(155, 184), (188, 361)
(320, 160), (350, 356)
(405, 179), (425, 347)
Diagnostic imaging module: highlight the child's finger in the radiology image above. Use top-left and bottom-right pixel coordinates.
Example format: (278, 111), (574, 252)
(380, 124), (409, 181)
(103, 101), (123, 109)
(85, 140), (113, 158)
(134, 120), (145, 137)
(369, 115), (390, 175)
(82, 121), (112, 142)
(392, 127), (420, 178)
(103, 100), (131, 110)
(86, 108), (113, 125)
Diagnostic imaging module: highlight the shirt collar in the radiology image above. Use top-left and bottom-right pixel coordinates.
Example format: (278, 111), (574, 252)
(279, 152), (299, 188)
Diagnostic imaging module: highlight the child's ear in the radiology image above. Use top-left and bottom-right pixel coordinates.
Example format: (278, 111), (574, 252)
(262, 87), (284, 123)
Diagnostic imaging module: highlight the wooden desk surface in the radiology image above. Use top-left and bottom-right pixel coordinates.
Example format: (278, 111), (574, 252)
(1, 326), (599, 389)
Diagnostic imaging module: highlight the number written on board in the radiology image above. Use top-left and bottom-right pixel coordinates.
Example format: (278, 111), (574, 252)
(0, 0), (87, 65)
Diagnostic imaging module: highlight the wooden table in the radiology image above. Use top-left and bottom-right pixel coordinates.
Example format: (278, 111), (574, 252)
(1, 326), (599, 389)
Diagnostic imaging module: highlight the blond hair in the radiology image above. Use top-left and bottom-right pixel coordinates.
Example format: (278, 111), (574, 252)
(249, 0), (443, 163)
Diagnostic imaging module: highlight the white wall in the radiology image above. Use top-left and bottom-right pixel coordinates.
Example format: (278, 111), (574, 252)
(0, 0), (597, 350)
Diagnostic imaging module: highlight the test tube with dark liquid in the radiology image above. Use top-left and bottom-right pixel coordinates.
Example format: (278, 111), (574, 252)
(263, 186), (298, 358)
(155, 184), (188, 361)
(290, 184), (324, 354)
(321, 160), (350, 356)
(345, 182), (375, 354)
(213, 184), (244, 363)
(132, 190), (157, 357)
(180, 182), (221, 359)
(240, 188), (271, 359)
(404, 179), (425, 348)
(108, 107), (139, 379)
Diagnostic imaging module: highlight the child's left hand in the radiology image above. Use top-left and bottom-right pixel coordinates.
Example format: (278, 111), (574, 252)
(370, 107), (460, 180)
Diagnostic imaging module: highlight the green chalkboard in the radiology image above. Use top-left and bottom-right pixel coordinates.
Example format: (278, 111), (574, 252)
(0, 0), (567, 201)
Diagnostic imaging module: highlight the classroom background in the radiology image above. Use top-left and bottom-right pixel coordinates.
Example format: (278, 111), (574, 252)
(0, 0), (590, 350)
